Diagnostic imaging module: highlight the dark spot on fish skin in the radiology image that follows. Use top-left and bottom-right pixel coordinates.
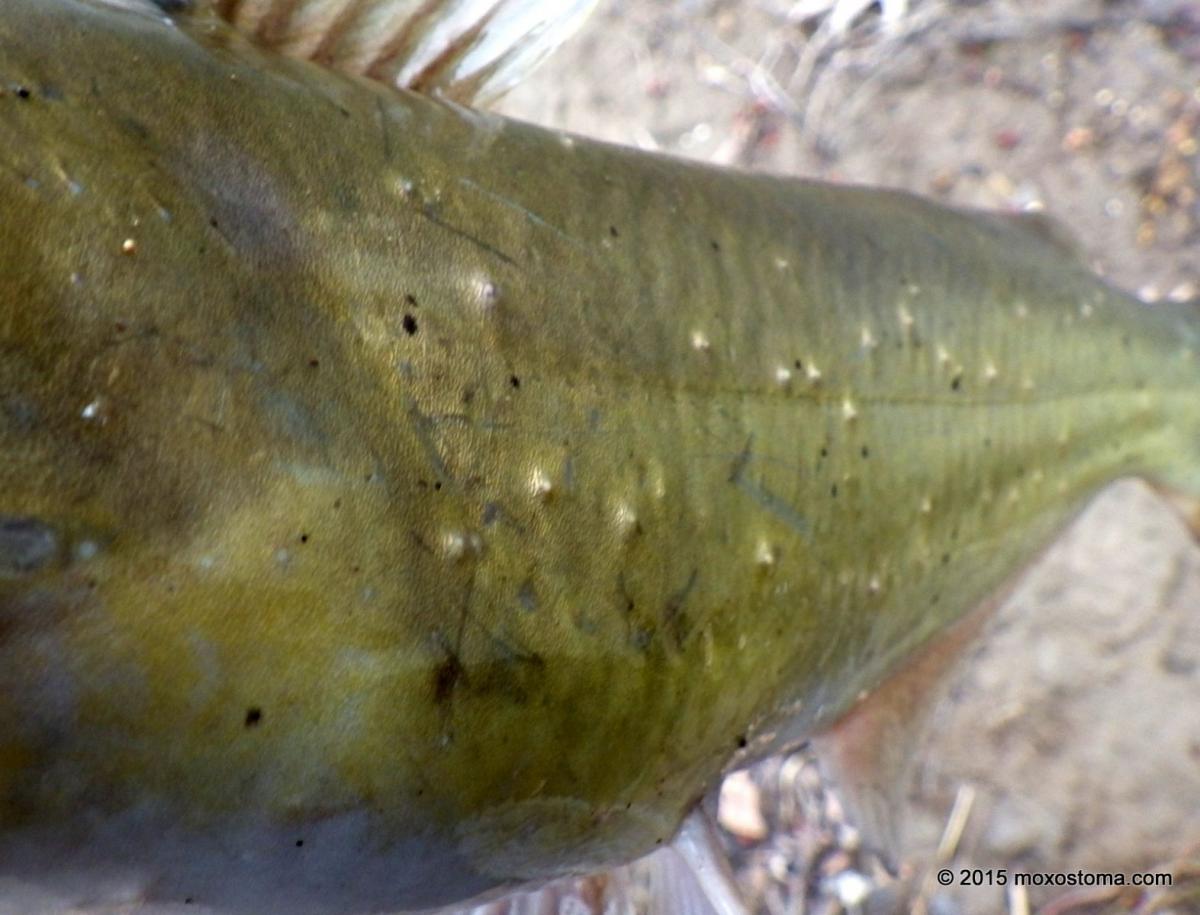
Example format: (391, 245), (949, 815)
(405, 293), (418, 307)
(15, 86), (30, 100)
(941, 553), (951, 565)
(663, 569), (699, 649)
(295, 839), (304, 848)
(609, 225), (619, 237)
(831, 484), (839, 498)
(402, 314), (418, 336)
(932, 593), (941, 605)
(861, 445), (870, 459)
(509, 375), (521, 389)
(736, 735), (748, 749)
(244, 707), (263, 728)
(951, 376), (962, 391)
(819, 447), (829, 459)
(433, 653), (465, 705)
(308, 358), (320, 369)
(794, 359), (804, 370)
(151, 0), (190, 10)
(710, 240), (720, 252)
(0, 517), (60, 577)
(299, 533), (309, 544)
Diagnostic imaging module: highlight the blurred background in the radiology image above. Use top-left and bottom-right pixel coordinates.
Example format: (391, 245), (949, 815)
(497, 2), (1200, 912)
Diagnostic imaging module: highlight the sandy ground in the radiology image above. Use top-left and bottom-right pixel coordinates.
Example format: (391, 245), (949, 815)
(498, 2), (1200, 912)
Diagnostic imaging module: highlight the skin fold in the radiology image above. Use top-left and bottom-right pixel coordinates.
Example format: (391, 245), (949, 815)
(1, 0), (1198, 910)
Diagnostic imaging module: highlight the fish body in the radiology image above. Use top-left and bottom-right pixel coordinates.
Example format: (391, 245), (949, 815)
(1, 1), (1198, 911)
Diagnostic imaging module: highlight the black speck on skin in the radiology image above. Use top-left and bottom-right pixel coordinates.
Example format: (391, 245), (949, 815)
(951, 376), (962, 391)
(433, 653), (464, 705)
(244, 707), (263, 728)
(830, 484), (838, 498)
(405, 293), (418, 307)
(402, 313), (418, 335)
(509, 375), (521, 389)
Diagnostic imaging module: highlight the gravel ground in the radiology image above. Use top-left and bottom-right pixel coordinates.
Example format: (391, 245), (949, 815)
(498, 2), (1200, 913)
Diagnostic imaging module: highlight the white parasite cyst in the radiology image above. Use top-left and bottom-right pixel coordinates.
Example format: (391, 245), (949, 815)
(920, 496), (933, 515)
(691, 330), (711, 353)
(897, 305), (915, 329)
(443, 530), (483, 562)
(841, 399), (859, 423)
(755, 540), (778, 569)
(936, 345), (952, 367)
(530, 469), (554, 501)
(774, 365), (792, 385)
(475, 278), (500, 309)
(983, 361), (999, 383)
(1015, 302), (1029, 319)
(867, 575), (882, 595)
(860, 325), (877, 350)
(805, 362), (822, 383)
(120, 238), (137, 255)
(614, 502), (639, 540)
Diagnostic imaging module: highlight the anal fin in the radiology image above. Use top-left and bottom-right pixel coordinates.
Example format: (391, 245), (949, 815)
(810, 598), (998, 865)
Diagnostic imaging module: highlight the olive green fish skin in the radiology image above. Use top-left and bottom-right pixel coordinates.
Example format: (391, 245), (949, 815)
(1, 0), (1197, 910)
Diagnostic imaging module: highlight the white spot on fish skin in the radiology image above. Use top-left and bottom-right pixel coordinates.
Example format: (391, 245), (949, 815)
(121, 238), (137, 255)
(867, 575), (882, 595)
(805, 362), (822, 383)
(936, 345), (952, 367)
(841, 399), (858, 423)
(774, 256), (789, 271)
(274, 548), (292, 568)
(475, 278), (501, 310)
(74, 540), (99, 562)
(774, 365), (792, 385)
(614, 502), (639, 540)
(80, 398), (107, 422)
(897, 305), (915, 331)
(1031, 468), (1045, 484)
(982, 360), (999, 383)
(394, 176), (416, 199)
(691, 330), (711, 353)
(755, 540), (780, 570)
(859, 325), (877, 351)
(920, 496), (933, 514)
(530, 468), (554, 502)
(197, 555), (216, 571)
(443, 530), (483, 562)
(1015, 301), (1029, 319)
(558, 133), (575, 149)
(1079, 301), (1095, 319)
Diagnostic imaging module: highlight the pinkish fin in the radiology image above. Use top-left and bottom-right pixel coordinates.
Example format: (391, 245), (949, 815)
(810, 599), (997, 863)
(440, 808), (744, 915)
(1148, 481), (1200, 542)
(178, 0), (597, 106)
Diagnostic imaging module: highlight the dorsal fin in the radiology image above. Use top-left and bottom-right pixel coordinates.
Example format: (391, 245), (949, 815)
(177, 0), (596, 105)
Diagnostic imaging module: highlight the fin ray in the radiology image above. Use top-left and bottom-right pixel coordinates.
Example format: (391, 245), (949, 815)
(188, 0), (597, 105)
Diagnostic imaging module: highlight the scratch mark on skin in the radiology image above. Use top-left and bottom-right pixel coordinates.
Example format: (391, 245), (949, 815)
(457, 177), (585, 250)
(727, 436), (810, 538)
(375, 96), (391, 161)
(663, 569), (699, 650)
(406, 397), (452, 485)
(416, 199), (518, 267)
